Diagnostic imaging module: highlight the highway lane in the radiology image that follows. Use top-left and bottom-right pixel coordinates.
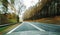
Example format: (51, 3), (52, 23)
(13, 22), (60, 32)
(5, 22), (60, 35)
(28, 22), (60, 32)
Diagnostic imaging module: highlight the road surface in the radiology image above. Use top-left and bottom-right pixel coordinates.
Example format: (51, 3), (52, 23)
(5, 22), (60, 35)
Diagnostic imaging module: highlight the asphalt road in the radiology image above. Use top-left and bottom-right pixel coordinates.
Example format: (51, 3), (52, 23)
(5, 22), (60, 35)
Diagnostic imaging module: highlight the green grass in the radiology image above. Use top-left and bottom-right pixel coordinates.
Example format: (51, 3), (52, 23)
(0, 26), (9, 32)
(9, 19), (17, 23)
(0, 19), (17, 32)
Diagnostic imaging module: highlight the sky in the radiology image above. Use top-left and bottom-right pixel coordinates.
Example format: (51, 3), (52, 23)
(13, 0), (39, 20)
(0, 0), (39, 19)
(0, 0), (39, 14)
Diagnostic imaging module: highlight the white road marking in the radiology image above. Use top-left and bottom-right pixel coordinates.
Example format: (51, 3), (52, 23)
(26, 22), (45, 31)
(7, 22), (45, 34)
(6, 23), (24, 34)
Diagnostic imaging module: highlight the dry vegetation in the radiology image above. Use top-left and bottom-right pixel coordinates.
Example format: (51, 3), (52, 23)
(24, 16), (60, 25)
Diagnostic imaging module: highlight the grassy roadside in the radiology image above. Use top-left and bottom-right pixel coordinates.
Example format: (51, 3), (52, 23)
(0, 24), (15, 32)
(0, 25), (13, 35)
(0, 23), (20, 35)
(2, 23), (20, 33)
(0, 26), (9, 32)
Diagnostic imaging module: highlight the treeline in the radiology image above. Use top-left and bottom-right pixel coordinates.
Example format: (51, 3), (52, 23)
(25, 0), (60, 20)
(0, 13), (18, 25)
